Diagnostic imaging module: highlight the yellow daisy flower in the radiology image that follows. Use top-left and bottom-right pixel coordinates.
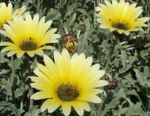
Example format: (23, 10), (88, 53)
(0, 2), (26, 28)
(30, 49), (108, 116)
(0, 13), (60, 58)
(96, 0), (149, 35)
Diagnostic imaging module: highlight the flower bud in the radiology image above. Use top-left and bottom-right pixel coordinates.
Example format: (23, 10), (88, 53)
(61, 34), (78, 53)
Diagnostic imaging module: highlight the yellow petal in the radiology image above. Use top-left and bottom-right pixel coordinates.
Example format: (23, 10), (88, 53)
(31, 91), (51, 100)
(62, 102), (72, 116)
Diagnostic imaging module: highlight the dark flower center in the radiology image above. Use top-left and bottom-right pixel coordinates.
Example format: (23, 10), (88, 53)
(20, 40), (37, 51)
(112, 22), (129, 30)
(57, 84), (79, 101)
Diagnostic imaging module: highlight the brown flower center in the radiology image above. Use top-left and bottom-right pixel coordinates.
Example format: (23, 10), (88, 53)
(112, 22), (129, 30)
(20, 40), (37, 51)
(57, 84), (79, 101)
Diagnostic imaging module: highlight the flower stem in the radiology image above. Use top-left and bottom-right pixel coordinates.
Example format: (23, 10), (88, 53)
(27, 57), (35, 110)
(10, 56), (16, 104)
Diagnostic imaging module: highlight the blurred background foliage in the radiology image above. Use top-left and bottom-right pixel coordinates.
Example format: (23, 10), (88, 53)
(0, 0), (150, 116)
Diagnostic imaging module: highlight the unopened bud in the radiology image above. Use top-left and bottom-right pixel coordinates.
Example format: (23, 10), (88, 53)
(61, 34), (78, 53)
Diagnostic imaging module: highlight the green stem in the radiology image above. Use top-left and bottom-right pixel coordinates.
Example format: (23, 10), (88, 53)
(29, 88), (33, 109)
(10, 56), (16, 104)
(10, 56), (15, 87)
(104, 41), (116, 71)
(27, 57), (35, 110)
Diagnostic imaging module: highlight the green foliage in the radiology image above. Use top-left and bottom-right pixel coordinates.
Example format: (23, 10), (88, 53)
(0, 0), (150, 116)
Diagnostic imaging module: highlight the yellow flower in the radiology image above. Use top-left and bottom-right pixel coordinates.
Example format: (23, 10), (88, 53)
(0, 13), (60, 58)
(96, 0), (149, 35)
(30, 49), (108, 116)
(0, 2), (26, 28)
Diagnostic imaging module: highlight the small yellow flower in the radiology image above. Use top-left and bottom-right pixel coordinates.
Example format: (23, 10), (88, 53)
(30, 49), (108, 116)
(0, 2), (26, 28)
(0, 13), (60, 58)
(96, 0), (149, 35)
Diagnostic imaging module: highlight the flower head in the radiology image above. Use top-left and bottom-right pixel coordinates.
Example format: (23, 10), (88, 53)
(0, 13), (60, 58)
(30, 49), (108, 116)
(61, 34), (78, 53)
(0, 2), (26, 28)
(96, 0), (149, 35)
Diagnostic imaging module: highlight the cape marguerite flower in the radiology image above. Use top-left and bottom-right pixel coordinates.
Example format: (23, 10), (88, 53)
(0, 13), (60, 57)
(0, 2), (26, 28)
(96, 0), (149, 35)
(30, 49), (108, 116)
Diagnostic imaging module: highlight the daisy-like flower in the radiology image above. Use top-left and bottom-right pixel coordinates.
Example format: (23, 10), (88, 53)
(96, 0), (149, 35)
(30, 49), (108, 116)
(0, 13), (60, 58)
(0, 2), (26, 28)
